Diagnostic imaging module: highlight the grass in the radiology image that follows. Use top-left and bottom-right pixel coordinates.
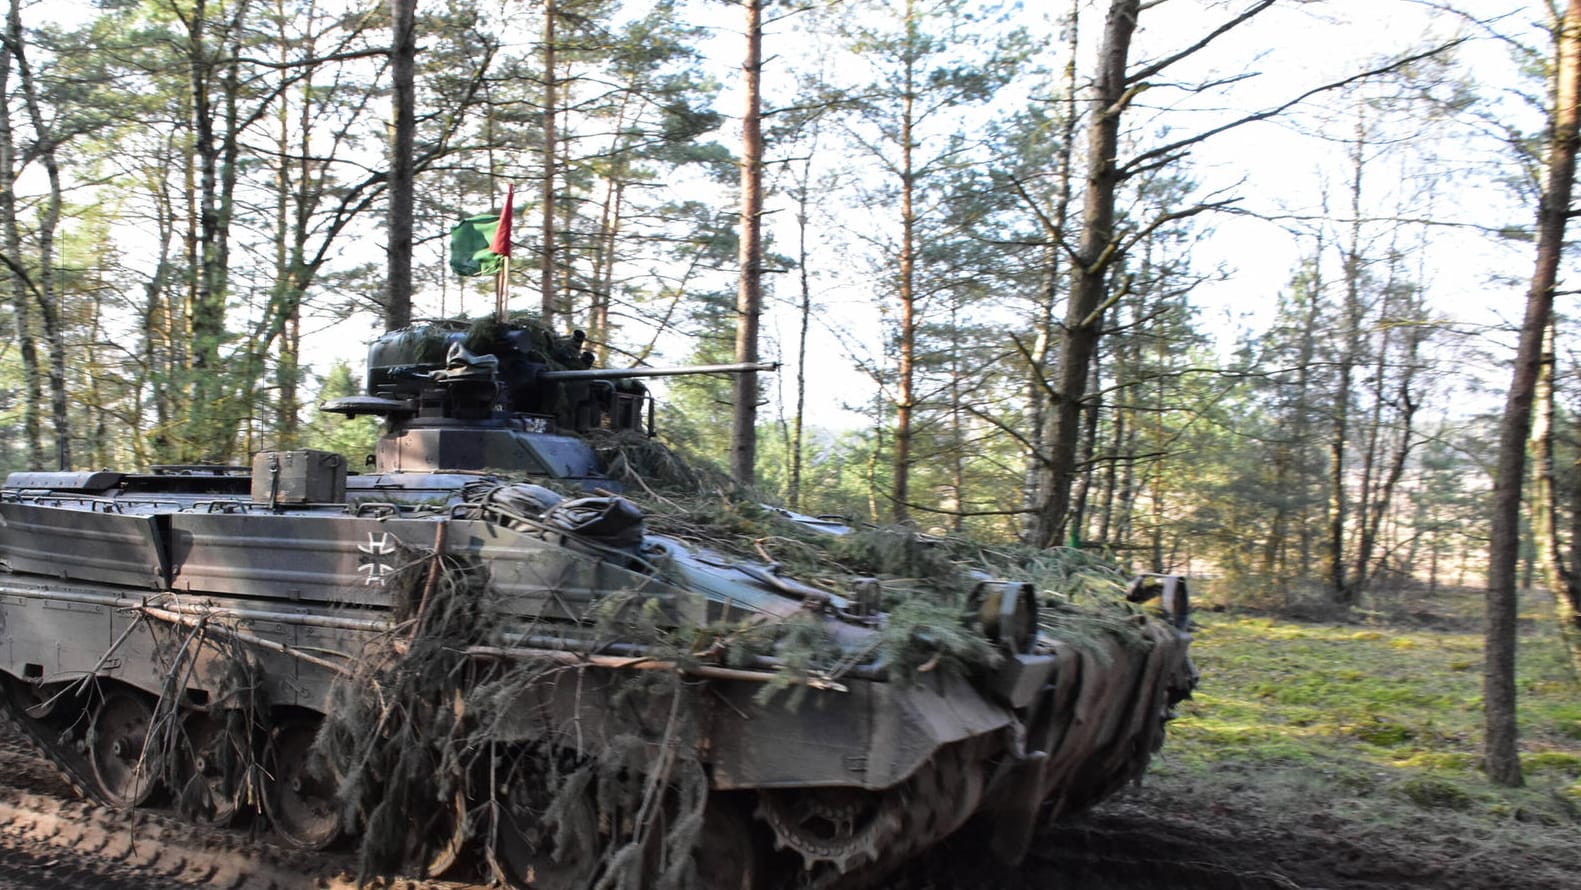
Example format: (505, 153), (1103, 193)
(1129, 587), (1581, 885)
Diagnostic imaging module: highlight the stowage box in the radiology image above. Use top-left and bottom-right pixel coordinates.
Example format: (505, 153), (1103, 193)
(251, 450), (348, 504)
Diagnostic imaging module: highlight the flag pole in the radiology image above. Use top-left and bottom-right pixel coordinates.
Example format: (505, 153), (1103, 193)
(491, 183), (515, 323)
(496, 255), (509, 322)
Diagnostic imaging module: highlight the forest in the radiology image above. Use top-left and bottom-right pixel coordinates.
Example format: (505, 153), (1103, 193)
(0, 0), (1578, 807)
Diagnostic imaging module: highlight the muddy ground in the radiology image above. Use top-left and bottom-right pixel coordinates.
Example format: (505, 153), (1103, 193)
(894, 783), (1579, 890)
(0, 720), (1570, 890)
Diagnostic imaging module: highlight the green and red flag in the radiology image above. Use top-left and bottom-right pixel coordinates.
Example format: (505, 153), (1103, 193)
(448, 184), (515, 276)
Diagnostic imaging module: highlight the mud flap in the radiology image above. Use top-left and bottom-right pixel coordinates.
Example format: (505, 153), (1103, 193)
(988, 749), (1048, 865)
(984, 681), (1061, 865)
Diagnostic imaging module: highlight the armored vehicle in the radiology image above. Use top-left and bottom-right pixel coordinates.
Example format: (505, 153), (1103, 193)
(0, 318), (1196, 888)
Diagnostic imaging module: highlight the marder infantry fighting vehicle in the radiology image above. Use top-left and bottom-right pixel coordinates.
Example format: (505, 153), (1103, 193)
(0, 317), (1197, 889)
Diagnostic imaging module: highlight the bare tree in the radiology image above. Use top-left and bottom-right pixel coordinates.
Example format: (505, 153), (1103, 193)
(1028, 0), (1277, 547)
(1532, 323), (1581, 677)
(1486, 0), (1581, 789)
(1025, 0), (1460, 548)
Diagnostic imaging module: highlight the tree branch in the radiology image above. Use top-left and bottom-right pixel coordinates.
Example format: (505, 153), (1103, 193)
(1126, 0), (1276, 84)
(1121, 37), (1469, 179)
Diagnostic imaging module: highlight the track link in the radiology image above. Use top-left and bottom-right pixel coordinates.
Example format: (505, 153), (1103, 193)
(0, 682), (108, 808)
(0, 690), (484, 889)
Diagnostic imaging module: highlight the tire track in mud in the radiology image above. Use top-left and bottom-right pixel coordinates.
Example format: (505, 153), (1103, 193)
(879, 824), (1305, 890)
(0, 792), (328, 889)
(0, 842), (164, 890)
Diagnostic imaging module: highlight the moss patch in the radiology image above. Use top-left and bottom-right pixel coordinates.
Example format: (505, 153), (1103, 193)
(1134, 591), (1581, 887)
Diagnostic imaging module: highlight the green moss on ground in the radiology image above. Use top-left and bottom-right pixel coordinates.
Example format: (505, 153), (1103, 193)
(1138, 590), (1581, 885)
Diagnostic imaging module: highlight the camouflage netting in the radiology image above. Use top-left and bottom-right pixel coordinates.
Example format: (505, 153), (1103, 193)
(308, 529), (721, 888)
(127, 606), (272, 825)
(577, 430), (1160, 657)
(382, 312), (578, 372)
(582, 429), (725, 497)
(312, 550), (485, 882)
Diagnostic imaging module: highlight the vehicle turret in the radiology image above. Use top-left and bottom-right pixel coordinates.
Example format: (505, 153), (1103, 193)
(320, 318), (774, 481)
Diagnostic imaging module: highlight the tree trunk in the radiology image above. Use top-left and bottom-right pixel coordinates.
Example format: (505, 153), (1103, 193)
(1114, 417), (1138, 550)
(1020, 0), (1079, 540)
(1486, 0), (1581, 789)
(1329, 125), (1366, 605)
(1294, 257), (1321, 581)
(274, 12), (314, 446)
(891, 0), (919, 522)
(186, 0), (224, 459)
(539, 0), (558, 326)
(730, 0), (763, 489)
(272, 36), (292, 443)
(948, 304), (967, 533)
(788, 146), (815, 512)
(0, 3), (42, 470)
(385, 0), (416, 331)
(1068, 350), (1102, 545)
(1352, 266), (1393, 596)
(1095, 397), (1125, 546)
(1533, 322), (1581, 677)
(85, 289), (108, 468)
(1358, 323), (1421, 592)
(1031, 0), (1138, 547)
(1568, 401), (1581, 668)
(587, 94), (631, 360)
(138, 144), (180, 464)
(1428, 498), (1441, 596)
(8, 0), (68, 468)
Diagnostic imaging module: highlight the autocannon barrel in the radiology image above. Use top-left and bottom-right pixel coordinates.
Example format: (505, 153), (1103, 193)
(538, 361), (779, 382)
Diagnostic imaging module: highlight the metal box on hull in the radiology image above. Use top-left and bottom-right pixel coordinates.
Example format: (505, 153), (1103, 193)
(250, 450), (348, 505)
(0, 503), (168, 589)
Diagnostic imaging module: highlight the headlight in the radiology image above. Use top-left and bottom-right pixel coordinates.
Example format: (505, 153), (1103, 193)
(969, 581), (1038, 655)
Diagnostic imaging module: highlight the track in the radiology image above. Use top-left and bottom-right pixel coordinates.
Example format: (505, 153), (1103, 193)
(4, 715), (1496, 890)
(0, 720), (486, 890)
(0, 713), (1302, 890)
(0, 714), (1291, 890)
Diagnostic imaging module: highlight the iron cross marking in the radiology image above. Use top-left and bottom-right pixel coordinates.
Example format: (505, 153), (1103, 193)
(357, 531), (400, 586)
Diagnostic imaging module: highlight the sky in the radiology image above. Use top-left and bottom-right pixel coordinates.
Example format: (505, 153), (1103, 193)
(719, 0), (1552, 430)
(262, 0), (1554, 431)
(25, 0), (1556, 435)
